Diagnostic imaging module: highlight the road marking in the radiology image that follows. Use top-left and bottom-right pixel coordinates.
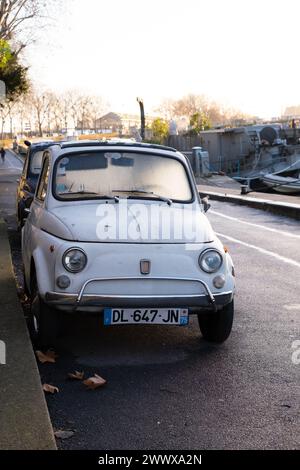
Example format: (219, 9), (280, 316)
(216, 232), (300, 269)
(211, 210), (300, 239)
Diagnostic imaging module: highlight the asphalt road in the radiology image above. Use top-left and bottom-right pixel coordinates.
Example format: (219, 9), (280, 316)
(1, 150), (299, 450)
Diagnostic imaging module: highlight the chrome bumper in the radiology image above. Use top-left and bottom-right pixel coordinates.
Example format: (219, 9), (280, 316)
(45, 276), (233, 312)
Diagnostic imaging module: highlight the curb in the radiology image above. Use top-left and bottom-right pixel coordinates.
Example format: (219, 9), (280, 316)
(0, 220), (56, 450)
(199, 190), (300, 221)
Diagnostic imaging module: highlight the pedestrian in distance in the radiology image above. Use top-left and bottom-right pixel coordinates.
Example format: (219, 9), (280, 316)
(0, 147), (5, 163)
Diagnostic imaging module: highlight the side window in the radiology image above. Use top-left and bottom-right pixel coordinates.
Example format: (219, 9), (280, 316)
(36, 158), (50, 202)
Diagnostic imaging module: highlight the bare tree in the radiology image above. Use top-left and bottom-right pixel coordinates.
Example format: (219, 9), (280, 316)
(155, 98), (176, 121)
(0, 0), (63, 55)
(0, 101), (9, 139)
(26, 89), (53, 136)
(0, 1), (40, 52)
(157, 94), (256, 129)
(172, 94), (209, 118)
(51, 95), (64, 133)
(88, 96), (108, 131)
(9, 88), (110, 136)
(12, 94), (31, 134)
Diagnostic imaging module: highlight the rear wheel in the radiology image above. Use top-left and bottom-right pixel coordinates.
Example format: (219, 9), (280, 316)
(28, 274), (60, 350)
(198, 300), (234, 343)
(17, 207), (23, 231)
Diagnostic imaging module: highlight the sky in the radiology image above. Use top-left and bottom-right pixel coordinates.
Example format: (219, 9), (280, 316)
(25, 0), (300, 118)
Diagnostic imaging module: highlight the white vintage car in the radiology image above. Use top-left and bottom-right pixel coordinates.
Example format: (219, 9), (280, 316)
(22, 141), (235, 348)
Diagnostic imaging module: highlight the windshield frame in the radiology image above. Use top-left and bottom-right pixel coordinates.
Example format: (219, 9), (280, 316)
(52, 150), (196, 204)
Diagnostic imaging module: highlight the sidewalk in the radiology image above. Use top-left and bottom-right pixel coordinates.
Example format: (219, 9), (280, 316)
(197, 178), (300, 220)
(0, 220), (56, 450)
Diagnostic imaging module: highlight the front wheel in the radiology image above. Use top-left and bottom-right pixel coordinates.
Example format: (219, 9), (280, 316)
(28, 274), (60, 350)
(198, 300), (234, 343)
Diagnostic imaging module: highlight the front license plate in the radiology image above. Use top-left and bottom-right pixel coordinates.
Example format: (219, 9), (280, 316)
(104, 308), (189, 326)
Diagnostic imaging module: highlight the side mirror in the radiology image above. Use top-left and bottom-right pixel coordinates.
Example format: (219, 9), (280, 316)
(24, 140), (31, 147)
(202, 196), (211, 213)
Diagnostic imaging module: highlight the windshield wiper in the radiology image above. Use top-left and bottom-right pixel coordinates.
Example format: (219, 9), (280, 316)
(60, 190), (99, 195)
(59, 191), (119, 202)
(112, 189), (172, 205)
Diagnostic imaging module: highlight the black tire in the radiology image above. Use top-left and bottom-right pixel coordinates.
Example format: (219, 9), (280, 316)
(28, 274), (60, 350)
(16, 207), (22, 231)
(198, 300), (234, 343)
(22, 265), (30, 297)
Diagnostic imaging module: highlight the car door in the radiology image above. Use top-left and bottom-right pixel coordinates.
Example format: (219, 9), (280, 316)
(22, 156), (50, 281)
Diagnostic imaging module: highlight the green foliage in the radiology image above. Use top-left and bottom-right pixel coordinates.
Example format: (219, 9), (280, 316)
(0, 51), (29, 101)
(189, 112), (212, 135)
(0, 40), (12, 69)
(151, 118), (169, 143)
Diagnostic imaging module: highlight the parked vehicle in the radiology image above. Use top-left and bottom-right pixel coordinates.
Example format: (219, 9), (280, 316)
(16, 141), (54, 228)
(22, 141), (235, 348)
(262, 160), (300, 194)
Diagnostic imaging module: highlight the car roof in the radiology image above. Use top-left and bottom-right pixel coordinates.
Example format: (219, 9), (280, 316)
(30, 140), (55, 150)
(52, 140), (177, 153)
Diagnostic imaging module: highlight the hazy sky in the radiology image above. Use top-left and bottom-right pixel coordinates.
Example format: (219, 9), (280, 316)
(26, 0), (300, 118)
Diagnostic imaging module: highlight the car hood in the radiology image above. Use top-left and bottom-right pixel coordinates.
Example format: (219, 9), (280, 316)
(50, 202), (215, 243)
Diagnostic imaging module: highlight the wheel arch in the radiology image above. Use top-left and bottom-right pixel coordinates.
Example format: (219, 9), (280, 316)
(29, 247), (55, 297)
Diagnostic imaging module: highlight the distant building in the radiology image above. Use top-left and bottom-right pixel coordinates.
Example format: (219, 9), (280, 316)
(95, 112), (122, 133)
(94, 112), (156, 135)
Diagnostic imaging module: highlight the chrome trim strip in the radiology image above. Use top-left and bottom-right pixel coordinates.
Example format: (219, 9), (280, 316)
(45, 291), (233, 309)
(45, 275), (233, 312)
(45, 291), (232, 301)
(75, 276), (217, 310)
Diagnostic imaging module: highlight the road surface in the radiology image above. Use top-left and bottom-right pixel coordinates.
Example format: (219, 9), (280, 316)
(1, 149), (299, 450)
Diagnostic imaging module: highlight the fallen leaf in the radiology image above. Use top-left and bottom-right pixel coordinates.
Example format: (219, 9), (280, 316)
(54, 430), (75, 440)
(83, 374), (107, 390)
(45, 349), (59, 360)
(36, 350), (56, 364)
(43, 383), (59, 394)
(68, 371), (84, 380)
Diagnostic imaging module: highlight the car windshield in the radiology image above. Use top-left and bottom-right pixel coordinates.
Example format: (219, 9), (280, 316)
(29, 150), (45, 176)
(54, 151), (193, 202)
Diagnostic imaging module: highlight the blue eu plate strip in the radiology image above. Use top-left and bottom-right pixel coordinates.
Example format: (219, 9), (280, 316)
(104, 308), (112, 325)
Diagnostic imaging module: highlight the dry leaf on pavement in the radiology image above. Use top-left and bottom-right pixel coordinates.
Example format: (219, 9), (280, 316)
(83, 374), (107, 390)
(43, 383), (59, 394)
(35, 350), (56, 364)
(54, 430), (75, 440)
(67, 371), (84, 380)
(45, 349), (59, 360)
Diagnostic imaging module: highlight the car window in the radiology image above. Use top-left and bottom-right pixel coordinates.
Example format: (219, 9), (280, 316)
(54, 151), (193, 202)
(36, 158), (50, 202)
(30, 150), (45, 175)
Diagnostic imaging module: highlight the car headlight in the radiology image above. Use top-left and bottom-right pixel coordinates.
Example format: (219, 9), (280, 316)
(199, 249), (223, 273)
(63, 248), (87, 273)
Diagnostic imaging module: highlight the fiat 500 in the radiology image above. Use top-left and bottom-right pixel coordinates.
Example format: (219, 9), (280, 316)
(22, 141), (235, 348)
